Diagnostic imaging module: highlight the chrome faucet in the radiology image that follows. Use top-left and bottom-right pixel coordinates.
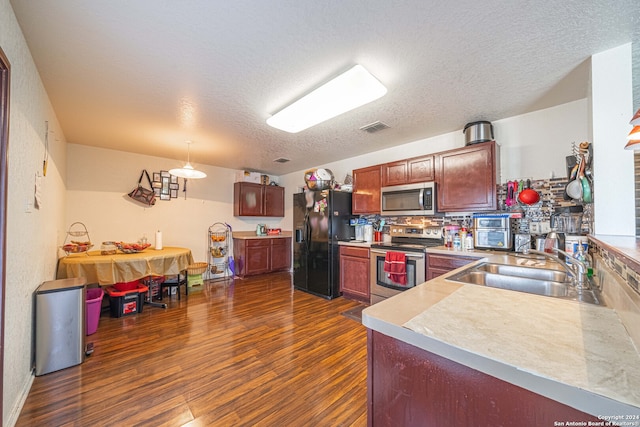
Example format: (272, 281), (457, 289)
(520, 246), (588, 289)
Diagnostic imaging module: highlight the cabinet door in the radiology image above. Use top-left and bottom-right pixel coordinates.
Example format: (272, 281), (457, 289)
(234, 182), (264, 216)
(264, 185), (285, 217)
(408, 155), (435, 183)
(426, 253), (479, 280)
(245, 239), (270, 275)
(381, 160), (408, 187)
(340, 246), (370, 303)
(271, 238), (291, 271)
(435, 141), (497, 212)
(353, 165), (381, 214)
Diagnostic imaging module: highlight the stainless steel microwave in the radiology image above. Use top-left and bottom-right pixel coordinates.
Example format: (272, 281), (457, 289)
(380, 182), (436, 216)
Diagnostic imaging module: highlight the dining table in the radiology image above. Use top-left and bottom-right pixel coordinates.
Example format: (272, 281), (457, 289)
(57, 246), (194, 286)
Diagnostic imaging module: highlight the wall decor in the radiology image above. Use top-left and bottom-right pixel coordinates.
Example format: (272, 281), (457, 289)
(151, 170), (180, 200)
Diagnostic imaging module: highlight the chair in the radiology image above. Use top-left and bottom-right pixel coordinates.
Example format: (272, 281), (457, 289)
(159, 271), (188, 300)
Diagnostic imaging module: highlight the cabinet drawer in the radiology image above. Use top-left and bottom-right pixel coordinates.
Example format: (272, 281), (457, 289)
(427, 254), (479, 270)
(340, 246), (370, 258)
(247, 239), (271, 247)
(271, 238), (288, 248)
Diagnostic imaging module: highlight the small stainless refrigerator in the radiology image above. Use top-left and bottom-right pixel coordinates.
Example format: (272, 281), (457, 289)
(35, 277), (87, 376)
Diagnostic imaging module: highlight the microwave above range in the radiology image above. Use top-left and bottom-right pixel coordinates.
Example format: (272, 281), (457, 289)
(381, 182), (436, 216)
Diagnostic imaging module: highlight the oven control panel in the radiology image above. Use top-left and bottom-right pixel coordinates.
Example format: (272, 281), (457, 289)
(389, 225), (442, 239)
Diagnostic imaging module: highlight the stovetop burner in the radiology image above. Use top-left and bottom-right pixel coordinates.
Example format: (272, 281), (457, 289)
(370, 239), (444, 252)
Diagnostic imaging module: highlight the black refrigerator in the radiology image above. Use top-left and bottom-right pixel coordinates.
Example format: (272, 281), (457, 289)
(293, 190), (354, 299)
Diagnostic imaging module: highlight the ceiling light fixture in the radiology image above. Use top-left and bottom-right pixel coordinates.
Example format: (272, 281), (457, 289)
(266, 64), (387, 133)
(169, 141), (207, 179)
(624, 108), (640, 150)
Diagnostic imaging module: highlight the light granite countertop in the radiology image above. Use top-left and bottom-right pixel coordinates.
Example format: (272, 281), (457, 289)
(232, 231), (292, 239)
(362, 253), (640, 417)
(337, 240), (373, 248)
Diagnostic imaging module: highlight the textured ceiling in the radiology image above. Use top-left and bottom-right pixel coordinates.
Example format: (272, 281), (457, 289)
(9, 0), (640, 175)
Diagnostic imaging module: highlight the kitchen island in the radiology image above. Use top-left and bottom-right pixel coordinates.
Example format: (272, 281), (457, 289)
(363, 253), (640, 426)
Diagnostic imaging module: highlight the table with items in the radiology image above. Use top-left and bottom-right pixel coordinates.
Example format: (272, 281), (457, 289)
(57, 246), (194, 309)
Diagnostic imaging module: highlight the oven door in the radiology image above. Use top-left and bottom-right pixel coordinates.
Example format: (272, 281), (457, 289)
(370, 249), (426, 299)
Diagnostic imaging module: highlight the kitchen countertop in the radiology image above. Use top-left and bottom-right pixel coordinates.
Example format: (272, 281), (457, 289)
(232, 231), (292, 239)
(338, 240), (373, 248)
(362, 253), (640, 417)
(590, 234), (640, 273)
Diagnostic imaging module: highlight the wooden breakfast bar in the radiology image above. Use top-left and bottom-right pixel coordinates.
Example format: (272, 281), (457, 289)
(56, 246), (194, 285)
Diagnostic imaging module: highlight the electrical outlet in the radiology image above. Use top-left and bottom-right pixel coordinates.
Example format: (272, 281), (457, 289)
(540, 221), (551, 234)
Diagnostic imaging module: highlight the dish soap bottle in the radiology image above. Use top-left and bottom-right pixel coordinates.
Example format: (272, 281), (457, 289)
(574, 244), (593, 278)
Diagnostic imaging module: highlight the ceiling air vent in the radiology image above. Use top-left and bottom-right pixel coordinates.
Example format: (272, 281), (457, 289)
(360, 121), (390, 134)
(273, 157), (290, 163)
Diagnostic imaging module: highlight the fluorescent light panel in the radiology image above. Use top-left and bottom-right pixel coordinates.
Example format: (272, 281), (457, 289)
(267, 65), (387, 133)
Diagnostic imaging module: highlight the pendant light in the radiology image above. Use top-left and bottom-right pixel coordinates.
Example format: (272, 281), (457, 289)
(169, 141), (207, 179)
(624, 108), (640, 150)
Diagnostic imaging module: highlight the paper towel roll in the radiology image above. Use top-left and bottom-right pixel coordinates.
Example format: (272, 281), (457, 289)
(155, 230), (163, 250)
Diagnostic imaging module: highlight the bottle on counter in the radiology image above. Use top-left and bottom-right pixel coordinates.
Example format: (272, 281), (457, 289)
(459, 227), (468, 251)
(574, 243), (593, 278)
(465, 232), (474, 251)
(453, 234), (461, 251)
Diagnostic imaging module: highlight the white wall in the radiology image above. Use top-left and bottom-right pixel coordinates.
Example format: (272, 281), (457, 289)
(66, 144), (289, 263)
(1, 1), (69, 425)
(591, 44), (635, 236)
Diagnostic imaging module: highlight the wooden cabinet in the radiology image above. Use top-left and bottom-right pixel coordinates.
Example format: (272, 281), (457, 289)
(233, 237), (292, 278)
(435, 141), (498, 212)
(368, 330), (600, 426)
(264, 185), (285, 217)
(381, 160), (408, 187)
(352, 165), (381, 214)
(382, 155), (435, 187)
(234, 182), (284, 217)
(270, 238), (291, 271)
(339, 246), (370, 303)
(426, 253), (479, 280)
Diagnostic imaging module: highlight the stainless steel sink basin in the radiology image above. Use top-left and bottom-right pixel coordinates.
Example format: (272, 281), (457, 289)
(475, 263), (570, 283)
(447, 260), (602, 305)
(449, 270), (570, 297)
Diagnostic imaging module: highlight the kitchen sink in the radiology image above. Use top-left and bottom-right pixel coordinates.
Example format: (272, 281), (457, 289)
(447, 260), (602, 305)
(475, 263), (570, 283)
(449, 270), (570, 297)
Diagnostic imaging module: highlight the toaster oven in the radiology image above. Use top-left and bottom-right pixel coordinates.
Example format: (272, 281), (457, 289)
(473, 214), (512, 250)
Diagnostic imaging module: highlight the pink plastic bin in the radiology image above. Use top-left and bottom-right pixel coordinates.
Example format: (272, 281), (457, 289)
(86, 288), (104, 336)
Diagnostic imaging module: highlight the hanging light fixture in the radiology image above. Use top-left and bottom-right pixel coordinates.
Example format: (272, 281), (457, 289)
(266, 64), (387, 133)
(624, 109), (640, 150)
(169, 141), (207, 179)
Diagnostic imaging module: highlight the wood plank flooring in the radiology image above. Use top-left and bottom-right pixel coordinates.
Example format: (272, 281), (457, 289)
(16, 273), (368, 426)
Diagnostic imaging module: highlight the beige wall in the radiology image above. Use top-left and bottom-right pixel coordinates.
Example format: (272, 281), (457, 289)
(1, 1), (69, 425)
(65, 144), (289, 263)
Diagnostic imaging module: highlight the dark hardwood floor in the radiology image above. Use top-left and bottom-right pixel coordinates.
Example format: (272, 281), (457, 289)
(16, 273), (368, 426)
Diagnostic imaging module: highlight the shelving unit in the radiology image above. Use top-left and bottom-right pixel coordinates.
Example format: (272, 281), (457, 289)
(208, 222), (231, 281)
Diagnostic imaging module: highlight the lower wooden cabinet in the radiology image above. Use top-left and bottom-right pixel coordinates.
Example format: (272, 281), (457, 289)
(339, 246), (370, 303)
(426, 253), (480, 280)
(233, 237), (291, 278)
(367, 330), (600, 426)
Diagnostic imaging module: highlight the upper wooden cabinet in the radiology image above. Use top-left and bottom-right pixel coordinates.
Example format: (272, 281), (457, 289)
(352, 165), (381, 214)
(435, 141), (498, 212)
(382, 155), (435, 187)
(234, 182), (285, 217)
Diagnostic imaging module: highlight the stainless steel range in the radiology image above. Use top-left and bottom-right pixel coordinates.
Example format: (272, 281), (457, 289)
(370, 225), (443, 304)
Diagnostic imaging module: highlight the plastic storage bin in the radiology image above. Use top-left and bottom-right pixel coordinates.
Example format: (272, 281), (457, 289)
(105, 284), (148, 318)
(85, 288), (104, 335)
